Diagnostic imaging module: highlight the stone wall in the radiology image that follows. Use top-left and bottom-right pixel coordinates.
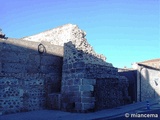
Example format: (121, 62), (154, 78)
(23, 24), (107, 62)
(86, 65), (130, 110)
(0, 39), (63, 114)
(0, 24), (130, 114)
(61, 42), (95, 112)
(118, 70), (137, 102)
(95, 77), (129, 110)
(61, 42), (130, 112)
(0, 74), (46, 114)
(137, 66), (160, 102)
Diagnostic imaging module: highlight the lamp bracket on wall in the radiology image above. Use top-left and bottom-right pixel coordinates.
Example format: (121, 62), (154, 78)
(38, 43), (46, 54)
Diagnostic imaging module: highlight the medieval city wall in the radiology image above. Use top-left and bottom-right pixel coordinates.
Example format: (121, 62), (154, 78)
(0, 24), (130, 114)
(23, 24), (107, 62)
(0, 39), (63, 114)
(61, 41), (130, 112)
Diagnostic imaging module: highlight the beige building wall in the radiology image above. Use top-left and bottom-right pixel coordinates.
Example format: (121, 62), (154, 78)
(136, 59), (160, 102)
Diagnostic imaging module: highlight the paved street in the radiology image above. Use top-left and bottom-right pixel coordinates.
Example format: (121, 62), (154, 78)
(100, 102), (160, 120)
(0, 99), (159, 120)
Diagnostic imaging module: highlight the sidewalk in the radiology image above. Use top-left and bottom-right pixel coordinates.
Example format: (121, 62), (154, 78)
(96, 99), (160, 120)
(0, 98), (159, 120)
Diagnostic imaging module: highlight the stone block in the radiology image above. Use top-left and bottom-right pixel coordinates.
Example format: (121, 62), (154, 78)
(83, 103), (95, 110)
(76, 73), (85, 78)
(82, 79), (96, 85)
(81, 97), (95, 103)
(73, 91), (81, 96)
(71, 96), (81, 102)
(68, 86), (79, 92)
(73, 78), (82, 85)
(80, 85), (94, 91)
(82, 91), (94, 97)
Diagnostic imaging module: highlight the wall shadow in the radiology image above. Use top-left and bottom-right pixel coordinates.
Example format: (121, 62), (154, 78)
(0, 38), (132, 114)
(119, 64), (160, 103)
(139, 64), (160, 102)
(119, 70), (137, 102)
(0, 38), (63, 114)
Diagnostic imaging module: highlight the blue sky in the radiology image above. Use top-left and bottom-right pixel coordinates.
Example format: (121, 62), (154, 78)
(1, 0), (159, 68)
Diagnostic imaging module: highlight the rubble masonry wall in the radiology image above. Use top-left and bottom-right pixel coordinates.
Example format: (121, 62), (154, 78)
(0, 39), (63, 114)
